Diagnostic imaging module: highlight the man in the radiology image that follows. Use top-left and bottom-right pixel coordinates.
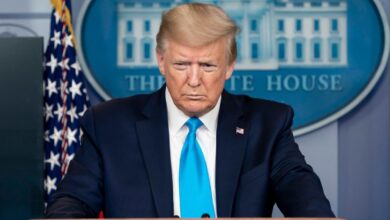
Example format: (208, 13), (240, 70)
(46, 3), (334, 218)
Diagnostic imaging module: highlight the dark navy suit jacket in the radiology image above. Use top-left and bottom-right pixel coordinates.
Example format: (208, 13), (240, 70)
(46, 87), (334, 218)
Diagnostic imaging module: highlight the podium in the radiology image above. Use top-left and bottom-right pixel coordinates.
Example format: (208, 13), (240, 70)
(37, 218), (344, 220)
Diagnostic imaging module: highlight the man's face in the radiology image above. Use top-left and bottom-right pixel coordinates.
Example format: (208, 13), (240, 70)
(157, 38), (234, 117)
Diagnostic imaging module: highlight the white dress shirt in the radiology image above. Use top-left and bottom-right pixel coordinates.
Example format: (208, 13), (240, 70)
(165, 88), (220, 217)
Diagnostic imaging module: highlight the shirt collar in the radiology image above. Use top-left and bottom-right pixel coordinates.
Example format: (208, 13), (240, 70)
(165, 87), (221, 135)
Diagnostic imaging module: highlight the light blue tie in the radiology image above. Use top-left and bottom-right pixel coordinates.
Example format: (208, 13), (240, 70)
(179, 117), (215, 218)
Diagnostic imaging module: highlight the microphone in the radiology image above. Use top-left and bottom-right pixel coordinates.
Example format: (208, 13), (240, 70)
(201, 213), (210, 218)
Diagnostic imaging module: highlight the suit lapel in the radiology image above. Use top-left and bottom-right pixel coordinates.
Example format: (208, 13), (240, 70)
(136, 88), (173, 217)
(216, 91), (248, 217)
(135, 88), (247, 217)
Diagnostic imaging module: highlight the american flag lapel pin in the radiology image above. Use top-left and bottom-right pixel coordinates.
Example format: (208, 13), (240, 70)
(235, 127), (244, 135)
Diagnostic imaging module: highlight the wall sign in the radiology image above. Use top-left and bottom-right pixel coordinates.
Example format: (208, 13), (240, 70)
(77, 0), (390, 136)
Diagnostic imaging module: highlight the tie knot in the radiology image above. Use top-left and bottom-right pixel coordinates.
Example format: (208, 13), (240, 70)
(186, 117), (202, 132)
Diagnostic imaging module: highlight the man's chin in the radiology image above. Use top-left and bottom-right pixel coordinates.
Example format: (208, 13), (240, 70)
(180, 105), (209, 117)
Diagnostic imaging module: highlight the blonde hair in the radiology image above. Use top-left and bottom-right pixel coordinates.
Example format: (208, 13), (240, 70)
(156, 3), (239, 64)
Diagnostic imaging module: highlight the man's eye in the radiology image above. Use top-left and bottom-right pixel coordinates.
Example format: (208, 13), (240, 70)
(173, 63), (187, 70)
(201, 63), (216, 72)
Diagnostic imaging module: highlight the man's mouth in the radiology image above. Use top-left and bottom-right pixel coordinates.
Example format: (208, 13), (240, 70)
(184, 94), (205, 100)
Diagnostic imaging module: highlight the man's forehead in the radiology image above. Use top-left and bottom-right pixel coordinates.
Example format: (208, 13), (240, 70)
(165, 39), (226, 60)
(172, 51), (214, 61)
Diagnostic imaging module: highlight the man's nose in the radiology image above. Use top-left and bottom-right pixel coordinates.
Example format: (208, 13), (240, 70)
(187, 65), (201, 87)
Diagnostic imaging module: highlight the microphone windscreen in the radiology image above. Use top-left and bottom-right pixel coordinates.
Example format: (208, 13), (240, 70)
(201, 213), (210, 218)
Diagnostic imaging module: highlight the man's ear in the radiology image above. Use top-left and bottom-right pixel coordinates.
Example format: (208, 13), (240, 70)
(225, 61), (235, 80)
(156, 48), (165, 76)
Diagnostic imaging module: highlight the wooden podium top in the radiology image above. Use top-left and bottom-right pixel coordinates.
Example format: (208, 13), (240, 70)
(38, 218), (344, 220)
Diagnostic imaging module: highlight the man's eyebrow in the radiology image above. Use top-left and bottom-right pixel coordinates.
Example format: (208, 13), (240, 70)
(172, 59), (190, 63)
(198, 59), (217, 64)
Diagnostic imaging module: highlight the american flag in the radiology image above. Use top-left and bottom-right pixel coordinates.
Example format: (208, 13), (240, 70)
(235, 127), (245, 135)
(43, 0), (90, 204)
